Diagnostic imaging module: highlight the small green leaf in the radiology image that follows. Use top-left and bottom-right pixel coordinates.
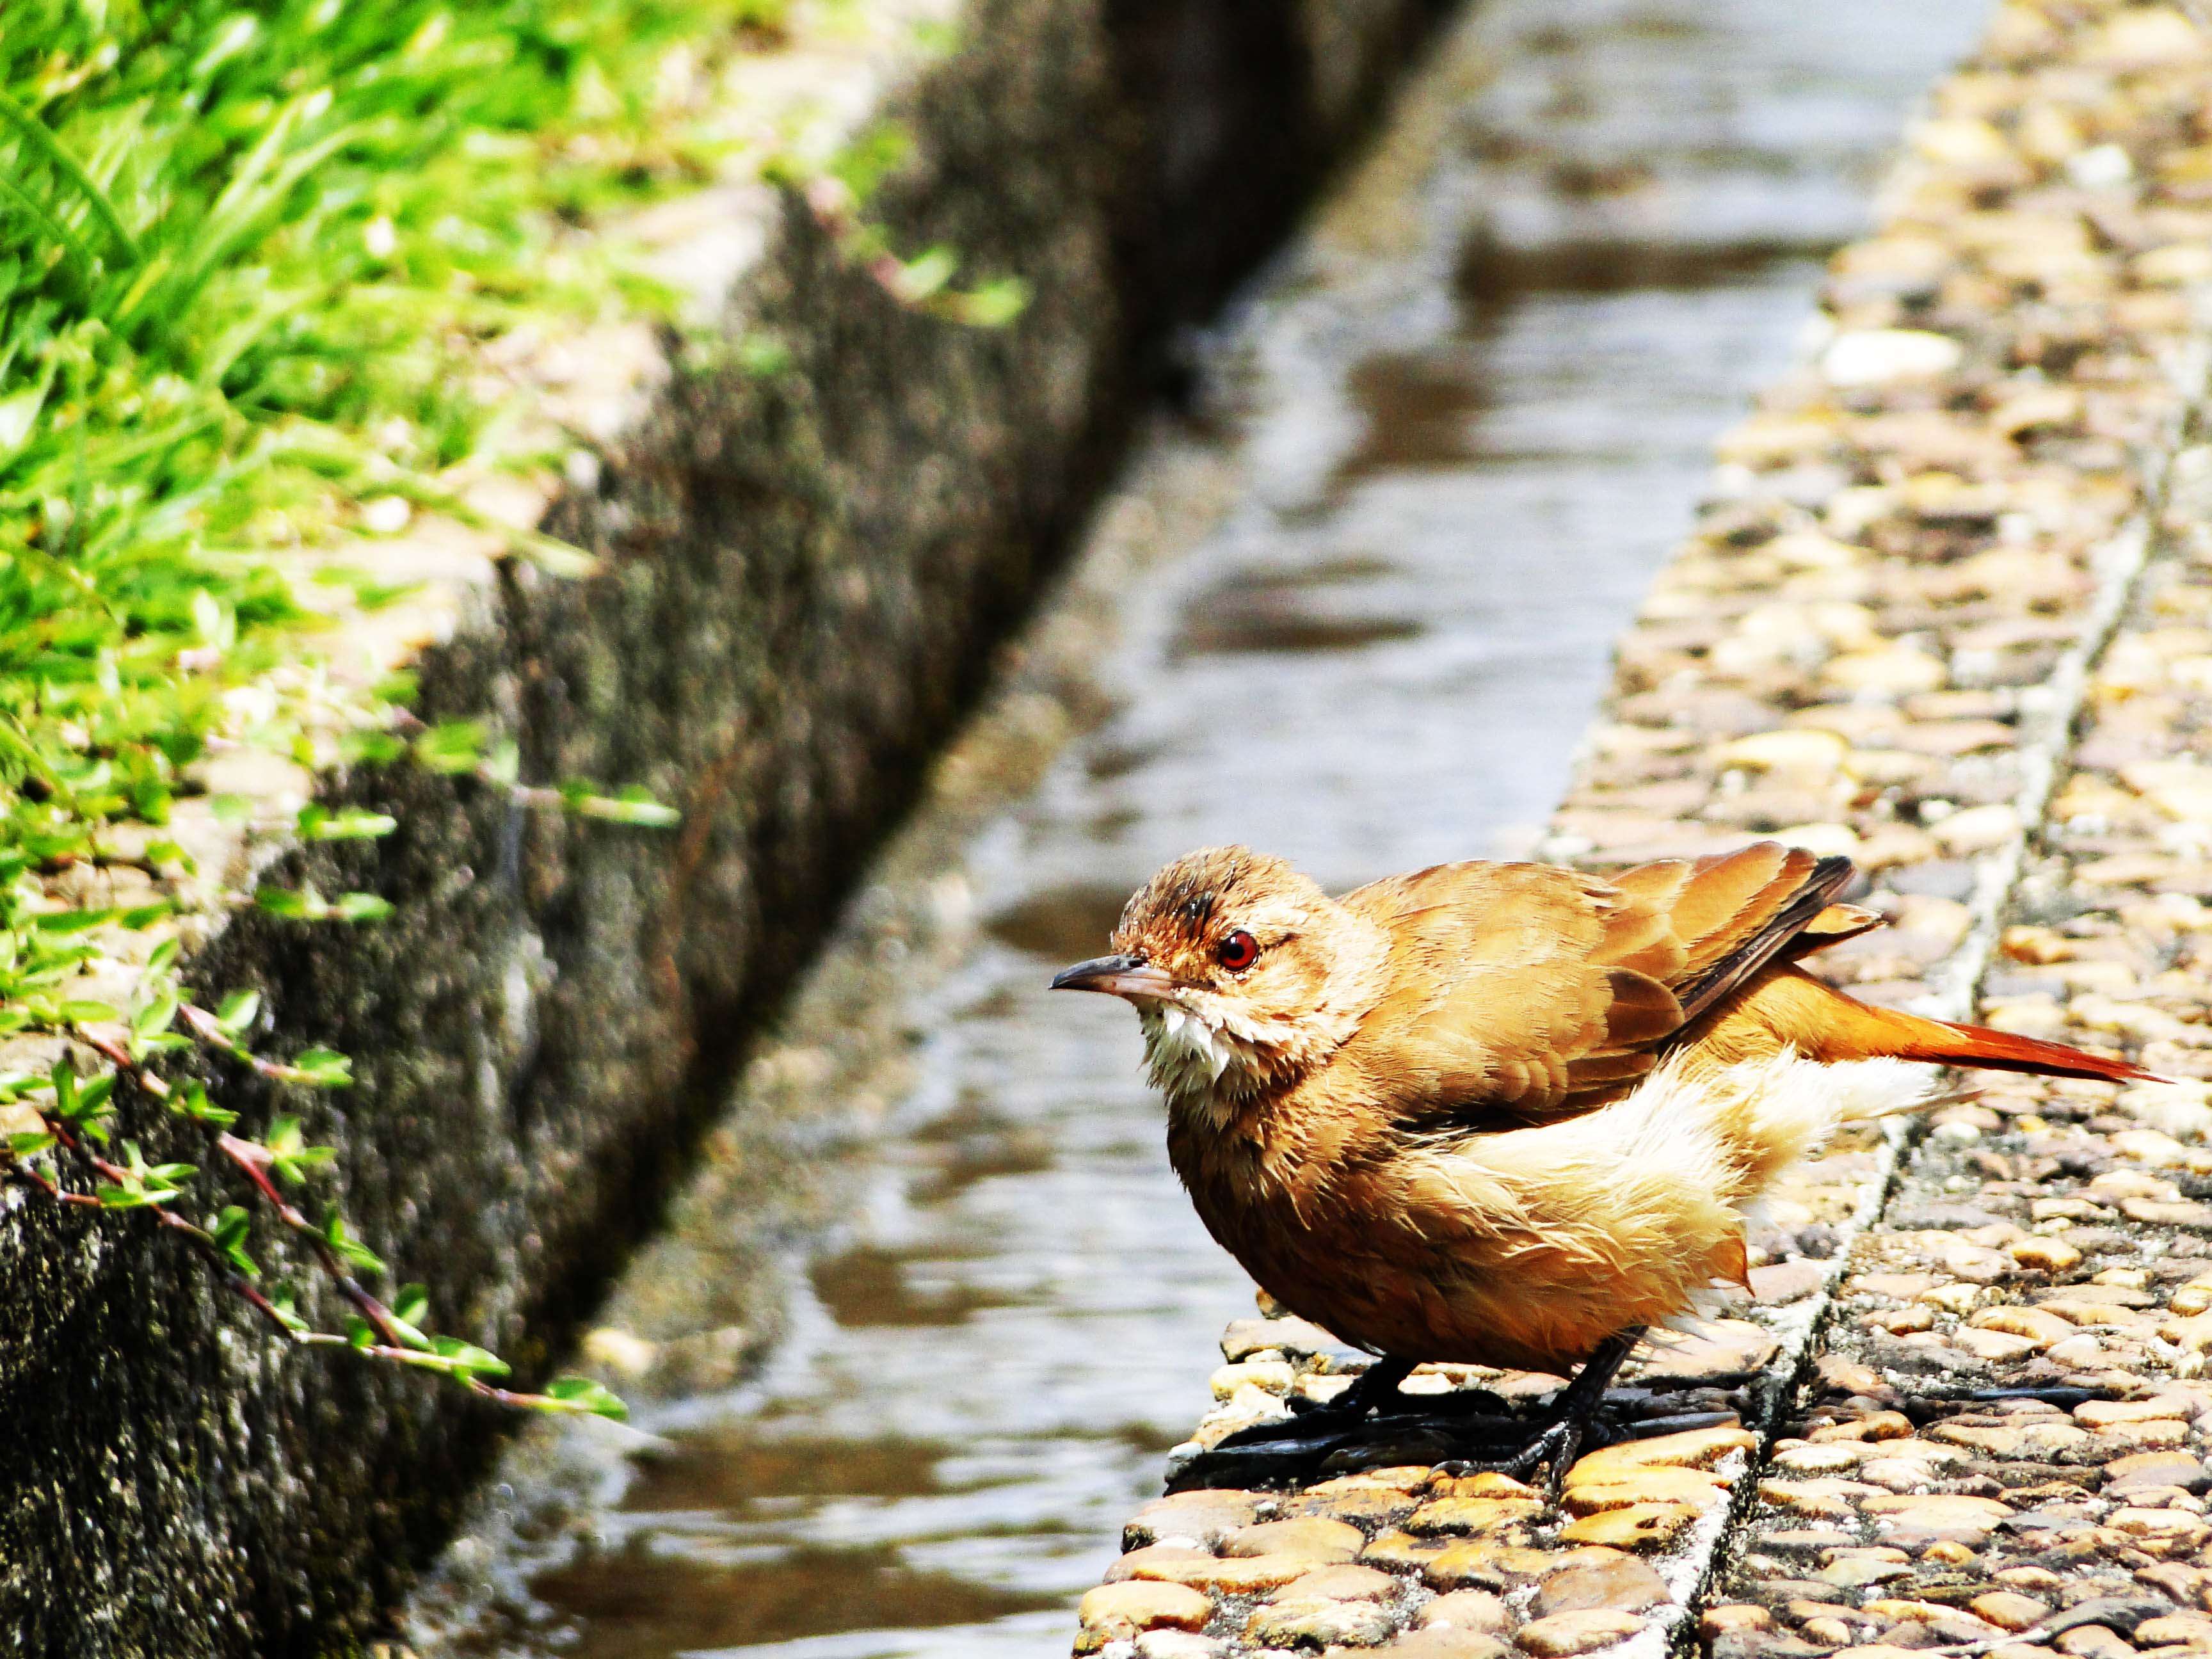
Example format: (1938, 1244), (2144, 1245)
(387, 1283), (433, 1350)
(413, 721), (485, 774)
(950, 275), (1030, 328)
(269, 1291), (309, 1335)
(544, 1375), (630, 1420)
(255, 886), (314, 918)
(212, 1205), (257, 1276)
(429, 1335), (509, 1379)
(263, 1117), (337, 1183)
(36, 910), (115, 936)
(340, 730), (407, 766)
(321, 1209), (387, 1276)
(570, 786), (680, 827)
(895, 245), (958, 301)
(169, 1081), (238, 1128)
(333, 892), (393, 923)
(298, 806), (397, 842)
(291, 1047), (353, 1088)
(133, 988), (179, 1039)
(6, 1130), (54, 1157)
(216, 989), (262, 1035)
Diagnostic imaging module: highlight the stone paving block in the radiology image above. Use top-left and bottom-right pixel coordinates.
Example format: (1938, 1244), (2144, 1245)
(1077, 2), (2212, 1655)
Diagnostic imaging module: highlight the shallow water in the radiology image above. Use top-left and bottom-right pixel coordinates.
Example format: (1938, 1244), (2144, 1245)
(406, 1), (1990, 1653)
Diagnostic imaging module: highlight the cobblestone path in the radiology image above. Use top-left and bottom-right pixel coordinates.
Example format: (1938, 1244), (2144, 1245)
(1073, 5), (2212, 1656)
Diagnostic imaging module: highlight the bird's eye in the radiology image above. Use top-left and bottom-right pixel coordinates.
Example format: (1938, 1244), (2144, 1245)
(1215, 929), (1258, 972)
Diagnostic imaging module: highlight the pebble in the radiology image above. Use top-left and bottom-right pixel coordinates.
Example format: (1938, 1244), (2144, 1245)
(1294, 1487), (1419, 1528)
(2074, 1399), (2190, 1428)
(1559, 1465), (1727, 1514)
(1555, 1503), (1695, 1551)
(2052, 1628), (2133, 1659)
(1133, 1634), (1228, 1659)
(1818, 1556), (1915, 1591)
(1970, 1592), (2052, 1633)
(1110, 1546), (1219, 1583)
(1281, 1564), (1399, 1603)
(1416, 1591), (1512, 1635)
(1701, 1605), (1774, 1638)
(1222, 1518), (1365, 1563)
(1362, 1530), (1450, 1575)
(1381, 1630), (1510, 1659)
(1822, 329), (1964, 386)
(1420, 1541), (1548, 1591)
(1511, 1609), (1649, 1657)
(1404, 1498), (1544, 1537)
(1210, 1359), (1294, 1399)
(1220, 1317), (1339, 1361)
(1531, 1552), (1669, 1615)
(1125, 1491), (1265, 1550)
(1564, 1425), (1754, 1481)
(2104, 1450), (2209, 1495)
(1969, 1305), (2077, 1346)
(1132, 1554), (1318, 1594)
(2136, 1612), (2212, 1646)
(1243, 1595), (1398, 1649)
(1078, 1582), (1215, 1650)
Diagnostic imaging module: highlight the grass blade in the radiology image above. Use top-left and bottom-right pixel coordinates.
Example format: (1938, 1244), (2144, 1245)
(0, 88), (141, 266)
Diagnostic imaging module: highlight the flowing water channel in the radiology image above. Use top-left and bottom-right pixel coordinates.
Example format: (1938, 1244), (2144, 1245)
(406, 1), (1991, 1652)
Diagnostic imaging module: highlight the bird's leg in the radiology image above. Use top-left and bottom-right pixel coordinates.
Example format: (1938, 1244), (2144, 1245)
(1439, 1326), (1646, 1497)
(1211, 1356), (1415, 1449)
(1315, 1354), (1418, 1419)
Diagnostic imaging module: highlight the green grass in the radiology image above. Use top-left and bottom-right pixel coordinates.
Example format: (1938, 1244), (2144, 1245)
(0, 0), (796, 1409)
(0, 0), (778, 901)
(0, 0), (1030, 1424)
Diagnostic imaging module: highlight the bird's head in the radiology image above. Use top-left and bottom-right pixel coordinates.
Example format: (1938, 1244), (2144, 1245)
(1050, 846), (1387, 1107)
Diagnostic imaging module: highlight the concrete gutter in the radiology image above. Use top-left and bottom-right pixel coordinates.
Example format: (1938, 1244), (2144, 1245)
(1072, 4), (2212, 1656)
(0, 1), (1448, 1651)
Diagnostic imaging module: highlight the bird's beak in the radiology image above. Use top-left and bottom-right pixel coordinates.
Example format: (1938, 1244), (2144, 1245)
(1050, 952), (1178, 1000)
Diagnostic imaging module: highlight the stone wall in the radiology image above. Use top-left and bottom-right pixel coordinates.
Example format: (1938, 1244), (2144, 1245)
(0, 1), (1448, 1652)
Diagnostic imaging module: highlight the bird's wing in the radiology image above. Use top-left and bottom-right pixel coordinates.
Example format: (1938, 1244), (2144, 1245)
(1338, 842), (1864, 1130)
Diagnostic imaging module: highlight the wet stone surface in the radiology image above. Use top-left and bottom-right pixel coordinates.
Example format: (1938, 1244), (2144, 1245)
(1087, 1), (2212, 1658)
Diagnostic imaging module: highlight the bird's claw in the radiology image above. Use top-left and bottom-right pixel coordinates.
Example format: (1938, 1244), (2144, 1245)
(1436, 1415), (1586, 1498)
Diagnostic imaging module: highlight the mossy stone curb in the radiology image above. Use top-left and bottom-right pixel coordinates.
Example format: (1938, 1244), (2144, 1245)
(0, 1), (1447, 1651)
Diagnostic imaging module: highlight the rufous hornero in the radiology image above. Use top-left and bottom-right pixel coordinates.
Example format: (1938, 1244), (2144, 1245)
(1053, 840), (2165, 1488)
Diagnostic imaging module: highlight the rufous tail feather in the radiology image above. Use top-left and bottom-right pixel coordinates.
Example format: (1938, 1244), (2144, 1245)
(1877, 1009), (2164, 1086)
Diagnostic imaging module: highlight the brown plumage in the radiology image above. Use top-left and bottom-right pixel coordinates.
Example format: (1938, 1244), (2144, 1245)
(1052, 842), (2158, 1395)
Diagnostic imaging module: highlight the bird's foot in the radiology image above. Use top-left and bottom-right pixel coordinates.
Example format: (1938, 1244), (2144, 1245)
(1208, 1356), (1419, 1452)
(1436, 1412), (1596, 1499)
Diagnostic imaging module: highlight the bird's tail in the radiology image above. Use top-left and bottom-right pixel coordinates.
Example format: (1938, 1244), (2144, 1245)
(1839, 1003), (2161, 1087)
(1727, 966), (2170, 1087)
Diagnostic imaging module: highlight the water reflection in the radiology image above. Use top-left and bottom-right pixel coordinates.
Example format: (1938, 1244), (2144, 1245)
(408, 0), (1990, 1653)
(525, 1546), (1064, 1659)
